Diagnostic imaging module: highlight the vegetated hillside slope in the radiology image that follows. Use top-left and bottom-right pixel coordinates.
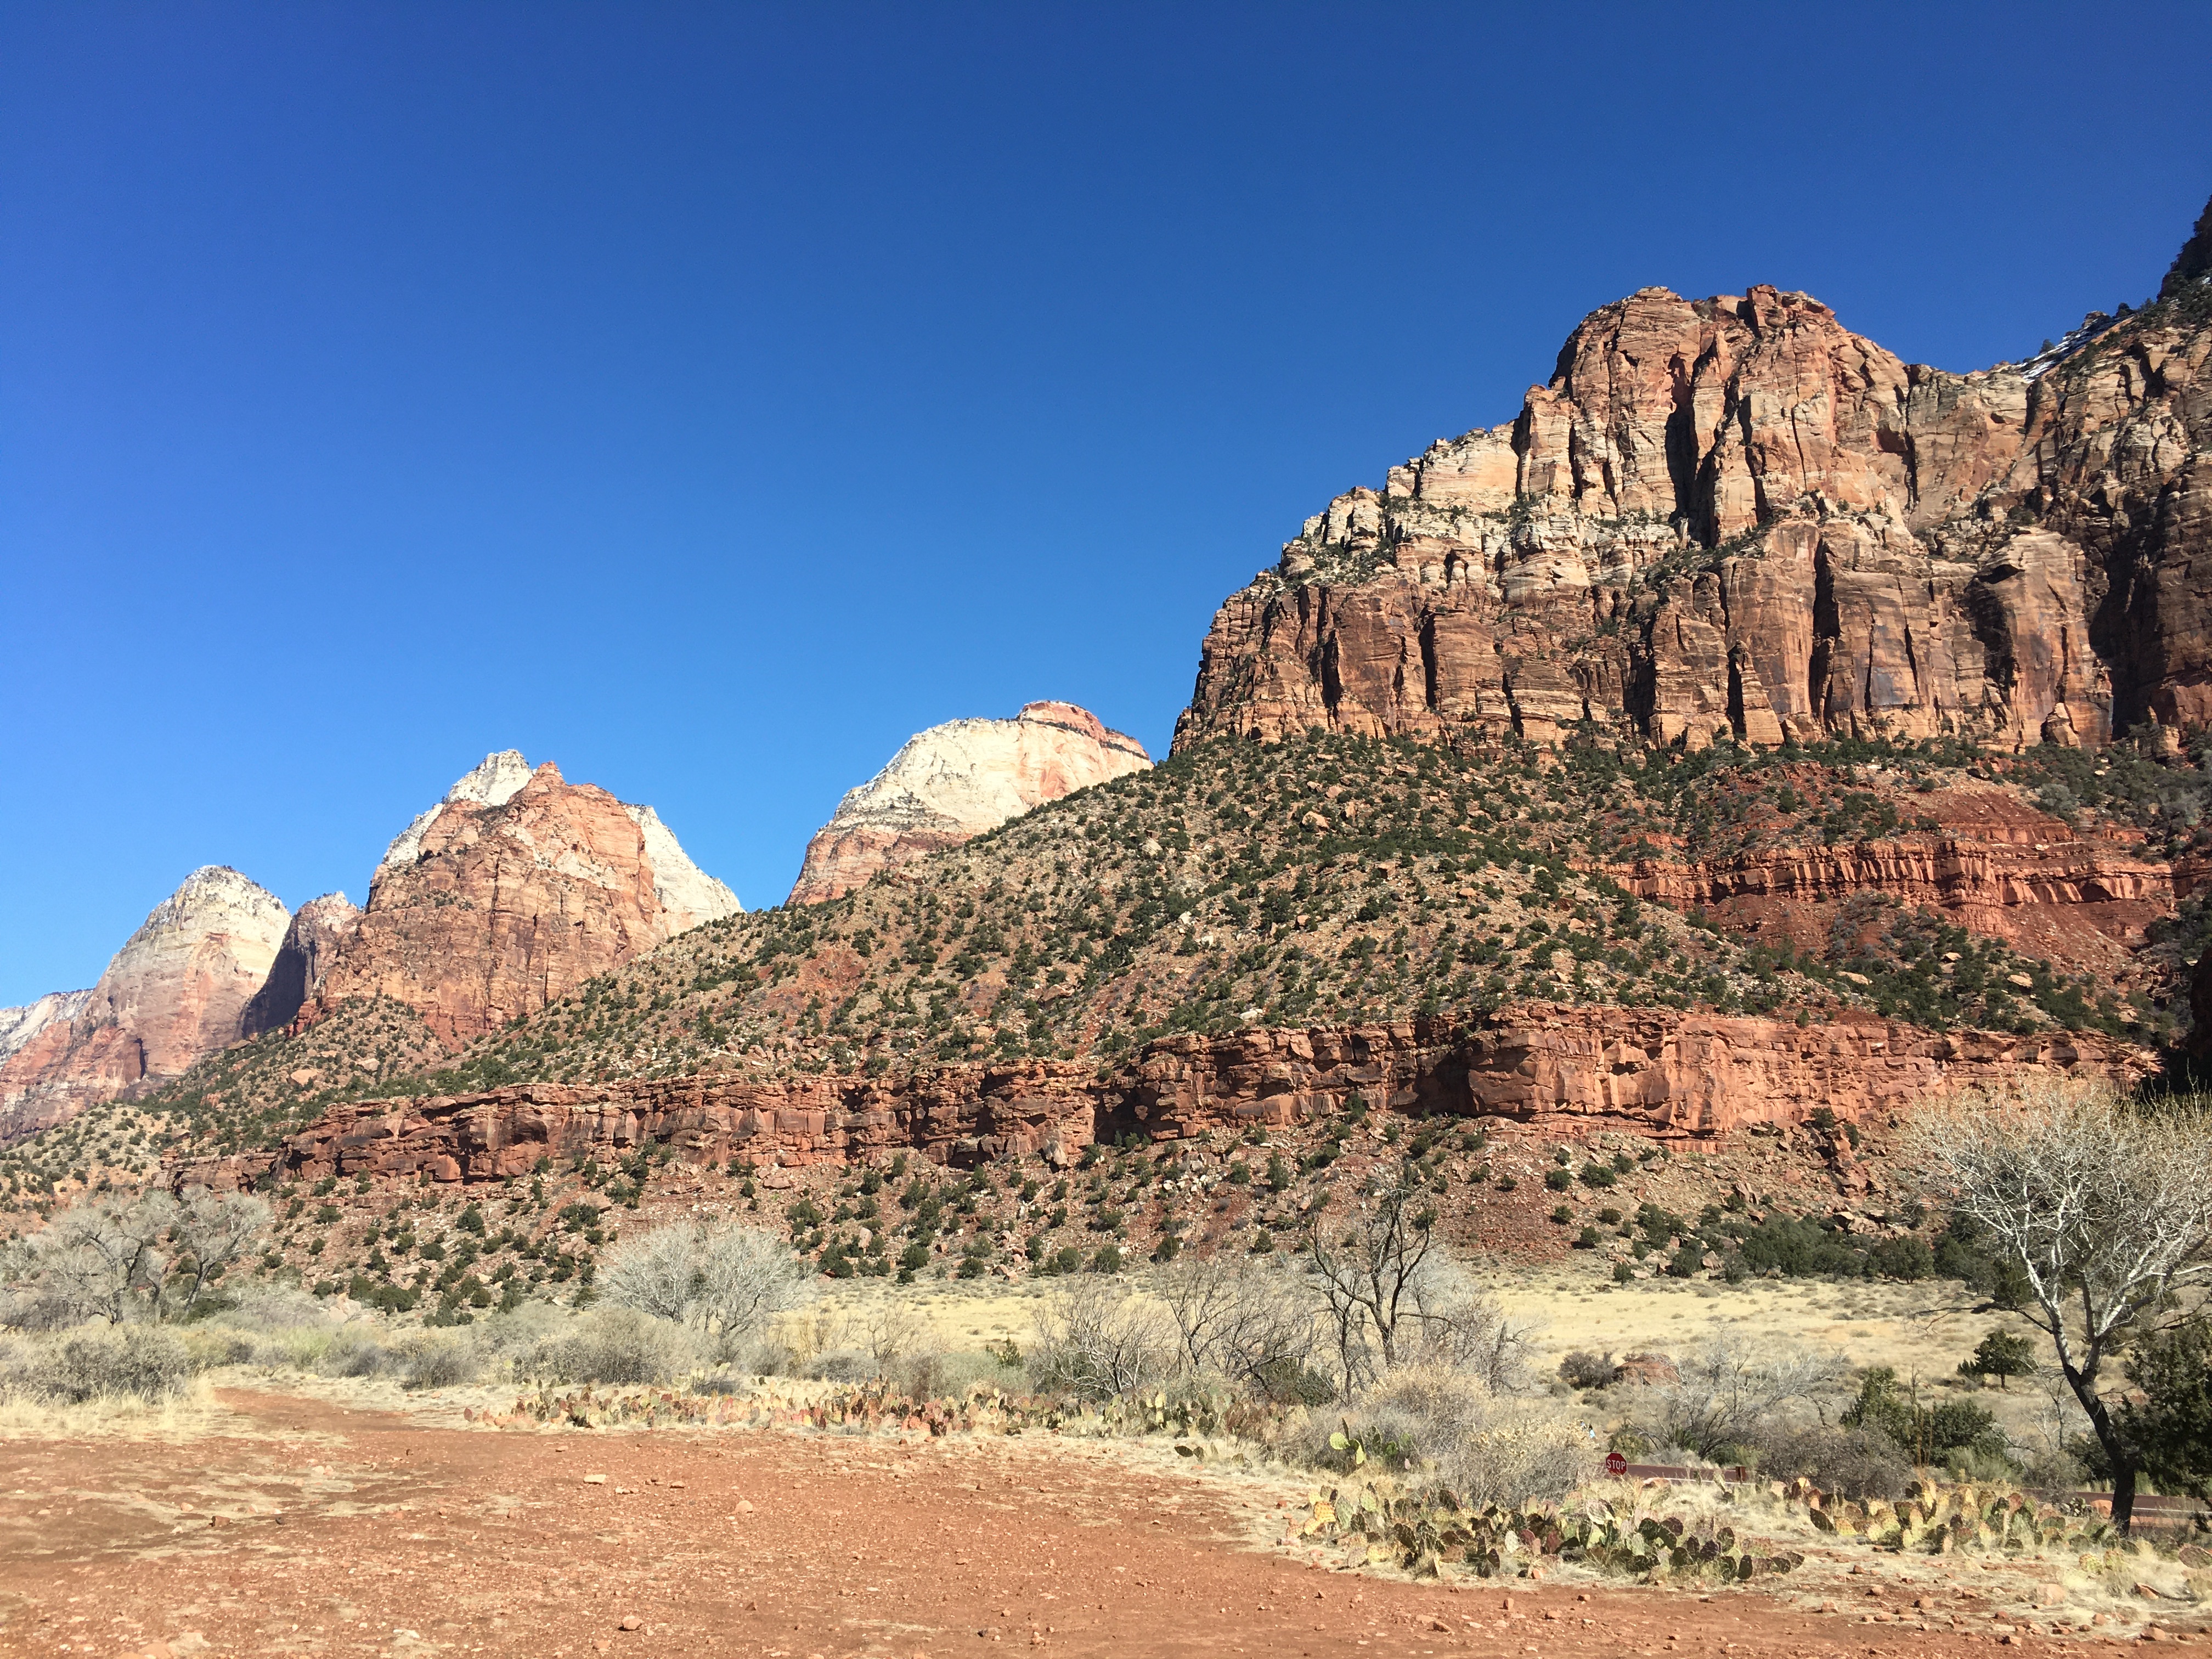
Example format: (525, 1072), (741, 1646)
(3, 727), (2177, 1216)
(413, 730), (2186, 1087)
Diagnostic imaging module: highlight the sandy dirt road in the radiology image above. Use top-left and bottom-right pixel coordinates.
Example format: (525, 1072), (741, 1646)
(0, 1387), (2177, 1657)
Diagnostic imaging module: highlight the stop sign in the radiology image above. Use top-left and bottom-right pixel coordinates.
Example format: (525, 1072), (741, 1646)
(1605, 1451), (1628, 1475)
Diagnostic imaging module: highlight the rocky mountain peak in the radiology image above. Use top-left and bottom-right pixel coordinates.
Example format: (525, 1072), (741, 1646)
(787, 702), (1152, 904)
(622, 803), (742, 931)
(239, 891), (363, 1040)
(127, 865), (290, 942)
(311, 757), (740, 1045)
(1178, 195), (2212, 757)
(377, 749), (535, 873)
(2160, 191), (2212, 301)
(0, 866), (292, 1142)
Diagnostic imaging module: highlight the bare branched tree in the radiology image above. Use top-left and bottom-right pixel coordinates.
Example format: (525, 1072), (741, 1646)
(1027, 1279), (1169, 1401)
(1395, 1254), (1537, 1392)
(1159, 1255), (1326, 1397)
(1906, 1081), (2212, 1530)
(1303, 1159), (1523, 1391)
(165, 1188), (272, 1319)
(2, 1193), (179, 1327)
(1644, 1327), (1850, 1463)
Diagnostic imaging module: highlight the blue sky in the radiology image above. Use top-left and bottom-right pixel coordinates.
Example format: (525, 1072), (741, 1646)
(3, 2), (2209, 1004)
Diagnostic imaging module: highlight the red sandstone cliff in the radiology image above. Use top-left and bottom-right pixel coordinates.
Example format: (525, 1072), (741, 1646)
(184, 1003), (2145, 1192)
(1607, 785), (2178, 980)
(239, 891), (363, 1039)
(1174, 200), (2212, 757)
(789, 702), (1151, 904)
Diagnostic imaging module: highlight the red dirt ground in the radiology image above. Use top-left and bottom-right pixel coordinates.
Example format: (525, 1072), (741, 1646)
(0, 1387), (2192, 1658)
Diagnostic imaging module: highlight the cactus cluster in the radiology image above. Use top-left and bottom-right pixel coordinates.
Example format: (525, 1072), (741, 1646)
(1295, 1486), (1804, 1583)
(1788, 1477), (2115, 1555)
(479, 1378), (1287, 1442)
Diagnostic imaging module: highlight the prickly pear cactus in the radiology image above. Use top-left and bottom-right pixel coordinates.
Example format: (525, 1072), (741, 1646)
(1785, 1477), (2115, 1557)
(1291, 1486), (1802, 1583)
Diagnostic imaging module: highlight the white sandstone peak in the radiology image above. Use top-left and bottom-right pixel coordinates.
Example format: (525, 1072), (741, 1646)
(378, 749), (535, 873)
(789, 701), (1150, 903)
(122, 865), (291, 947)
(832, 704), (1149, 837)
(79, 865), (294, 1081)
(623, 803), (743, 929)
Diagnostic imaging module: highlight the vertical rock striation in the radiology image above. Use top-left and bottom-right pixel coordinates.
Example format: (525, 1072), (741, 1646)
(788, 702), (1152, 904)
(1175, 197), (2212, 758)
(239, 891), (363, 1038)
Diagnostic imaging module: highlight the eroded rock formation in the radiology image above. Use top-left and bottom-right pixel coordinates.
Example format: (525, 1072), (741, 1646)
(308, 758), (741, 1046)
(1175, 199), (2212, 757)
(789, 702), (1151, 904)
(0, 867), (291, 1141)
(377, 750), (536, 874)
(185, 1003), (2144, 1191)
(240, 892), (363, 1038)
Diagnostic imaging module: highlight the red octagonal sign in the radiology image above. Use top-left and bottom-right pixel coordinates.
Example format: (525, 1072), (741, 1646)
(1605, 1451), (1628, 1476)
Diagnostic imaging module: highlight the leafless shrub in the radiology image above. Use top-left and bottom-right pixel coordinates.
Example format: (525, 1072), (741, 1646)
(1906, 1080), (2212, 1527)
(1394, 1256), (1537, 1391)
(322, 1328), (393, 1379)
(805, 1348), (878, 1381)
(523, 1307), (701, 1385)
(598, 1218), (814, 1353)
(178, 1327), (256, 1369)
(1314, 1364), (1598, 1505)
(1301, 1161), (1531, 1391)
(1638, 1327), (1849, 1463)
(1, 1194), (174, 1327)
(165, 1189), (273, 1319)
(204, 1287), (326, 1332)
(399, 1331), (482, 1390)
(0, 1187), (270, 1330)
(0, 1322), (195, 1403)
(1159, 1255), (1329, 1400)
(1027, 1279), (1170, 1402)
(862, 1304), (932, 1368)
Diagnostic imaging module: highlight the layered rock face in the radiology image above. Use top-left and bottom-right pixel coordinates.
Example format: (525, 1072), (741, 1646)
(0, 867), (291, 1140)
(0, 991), (91, 1072)
(1615, 786), (2177, 979)
(789, 702), (1151, 904)
(1176, 201), (2212, 756)
(188, 1003), (2143, 1191)
(308, 757), (741, 1046)
(239, 892), (363, 1039)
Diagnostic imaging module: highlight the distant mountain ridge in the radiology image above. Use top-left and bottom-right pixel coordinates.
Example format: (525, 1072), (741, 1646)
(301, 756), (742, 1046)
(0, 866), (290, 1141)
(787, 701), (1150, 904)
(5, 190), (2210, 1217)
(0, 753), (743, 1141)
